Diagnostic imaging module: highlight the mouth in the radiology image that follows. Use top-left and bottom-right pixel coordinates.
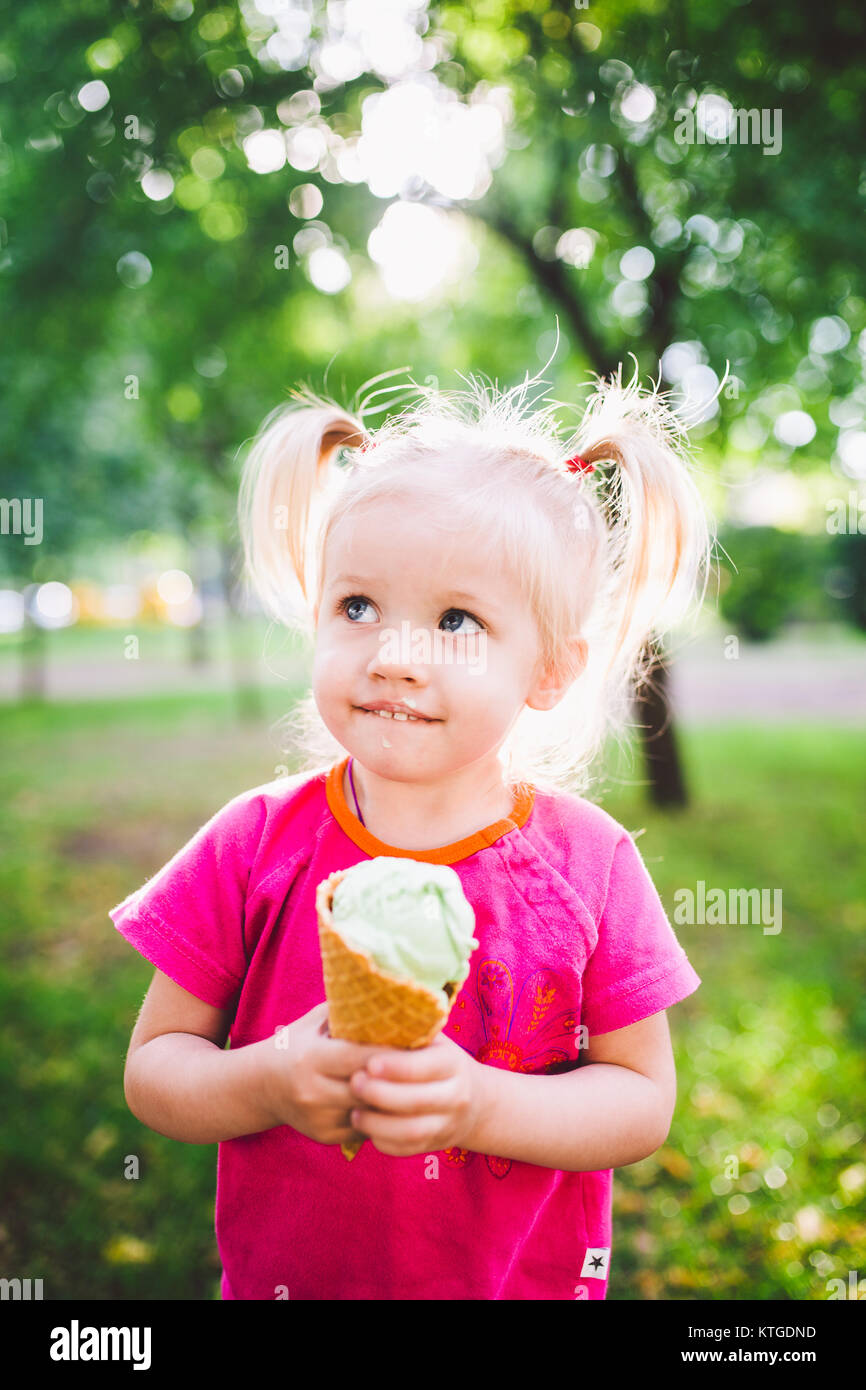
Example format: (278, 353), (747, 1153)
(355, 706), (440, 724)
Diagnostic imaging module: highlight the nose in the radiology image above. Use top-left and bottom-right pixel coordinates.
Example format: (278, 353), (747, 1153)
(366, 620), (432, 683)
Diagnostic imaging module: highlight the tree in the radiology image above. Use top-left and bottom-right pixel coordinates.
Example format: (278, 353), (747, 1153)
(2, 0), (862, 794)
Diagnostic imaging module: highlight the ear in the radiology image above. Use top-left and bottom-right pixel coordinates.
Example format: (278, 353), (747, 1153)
(525, 636), (587, 712)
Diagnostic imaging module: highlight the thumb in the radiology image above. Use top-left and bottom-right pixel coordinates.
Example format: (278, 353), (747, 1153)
(309, 999), (331, 1034)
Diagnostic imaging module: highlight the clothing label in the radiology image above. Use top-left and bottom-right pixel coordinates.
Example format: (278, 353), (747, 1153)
(580, 1247), (610, 1279)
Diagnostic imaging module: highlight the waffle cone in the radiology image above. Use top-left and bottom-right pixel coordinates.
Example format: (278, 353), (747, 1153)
(316, 868), (469, 1160)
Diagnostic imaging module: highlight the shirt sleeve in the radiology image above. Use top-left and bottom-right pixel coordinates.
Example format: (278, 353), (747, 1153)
(580, 830), (700, 1037)
(108, 791), (267, 1010)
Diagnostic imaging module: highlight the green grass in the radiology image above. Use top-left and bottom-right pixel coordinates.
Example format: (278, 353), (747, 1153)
(0, 696), (863, 1300)
(601, 726), (866, 1299)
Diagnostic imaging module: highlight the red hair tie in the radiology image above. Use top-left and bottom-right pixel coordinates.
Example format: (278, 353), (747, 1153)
(565, 453), (595, 474)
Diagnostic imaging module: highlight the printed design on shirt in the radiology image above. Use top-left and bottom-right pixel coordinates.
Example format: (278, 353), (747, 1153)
(443, 957), (579, 1179)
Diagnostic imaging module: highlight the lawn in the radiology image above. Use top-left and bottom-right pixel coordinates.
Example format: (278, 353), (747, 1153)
(0, 693), (863, 1300)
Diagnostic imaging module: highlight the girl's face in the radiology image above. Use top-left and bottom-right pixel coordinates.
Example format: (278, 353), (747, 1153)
(312, 495), (547, 782)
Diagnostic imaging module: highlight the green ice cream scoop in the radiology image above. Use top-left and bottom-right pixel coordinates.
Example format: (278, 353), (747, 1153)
(330, 856), (478, 1005)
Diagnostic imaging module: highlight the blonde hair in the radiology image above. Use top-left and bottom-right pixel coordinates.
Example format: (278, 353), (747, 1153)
(237, 355), (718, 797)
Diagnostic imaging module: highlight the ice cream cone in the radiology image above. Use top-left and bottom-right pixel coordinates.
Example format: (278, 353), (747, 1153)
(315, 868), (471, 1160)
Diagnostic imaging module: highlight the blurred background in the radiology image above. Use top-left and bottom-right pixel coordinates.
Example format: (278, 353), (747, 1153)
(0, 0), (864, 1301)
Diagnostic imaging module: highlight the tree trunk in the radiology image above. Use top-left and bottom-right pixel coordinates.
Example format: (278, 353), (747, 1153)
(633, 644), (687, 807)
(186, 541), (208, 668)
(20, 606), (46, 701)
(220, 538), (264, 722)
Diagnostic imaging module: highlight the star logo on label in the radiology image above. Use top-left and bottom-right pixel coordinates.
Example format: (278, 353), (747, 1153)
(580, 1247), (610, 1279)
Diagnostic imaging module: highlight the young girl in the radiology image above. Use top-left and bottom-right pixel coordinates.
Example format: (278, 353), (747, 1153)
(111, 355), (716, 1301)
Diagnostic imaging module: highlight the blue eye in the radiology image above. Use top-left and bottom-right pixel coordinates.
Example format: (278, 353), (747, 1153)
(441, 609), (484, 635)
(339, 596), (376, 622)
(337, 597), (485, 632)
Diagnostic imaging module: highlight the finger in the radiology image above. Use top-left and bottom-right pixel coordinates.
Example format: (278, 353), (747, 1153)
(313, 1076), (362, 1106)
(315, 1119), (366, 1147)
(309, 1001), (331, 1034)
(271, 1057), (361, 1107)
(351, 1106), (445, 1149)
(362, 1042), (457, 1084)
(329, 1114), (366, 1143)
(348, 1076), (456, 1116)
(317, 1038), (416, 1079)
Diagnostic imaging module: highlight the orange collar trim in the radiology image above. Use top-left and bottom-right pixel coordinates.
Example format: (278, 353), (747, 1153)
(325, 757), (535, 866)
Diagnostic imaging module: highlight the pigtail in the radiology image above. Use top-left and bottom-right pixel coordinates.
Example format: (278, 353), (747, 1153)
(567, 356), (718, 698)
(236, 385), (366, 627)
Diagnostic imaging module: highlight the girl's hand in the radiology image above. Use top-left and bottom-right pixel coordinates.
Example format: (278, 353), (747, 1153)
(347, 1033), (486, 1157)
(260, 1002), (406, 1149)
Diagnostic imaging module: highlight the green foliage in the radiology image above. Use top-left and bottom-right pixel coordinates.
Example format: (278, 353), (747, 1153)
(715, 526), (866, 639)
(828, 531), (866, 632)
(1, 0), (863, 592)
(717, 526), (829, 640)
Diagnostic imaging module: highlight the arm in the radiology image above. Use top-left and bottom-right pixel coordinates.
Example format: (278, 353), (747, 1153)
(464, 1010), (677, 1172)
(123, 970), (279, 1144)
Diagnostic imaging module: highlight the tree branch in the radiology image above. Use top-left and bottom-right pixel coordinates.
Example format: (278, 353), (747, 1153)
(479, 199), (618, 378)
(612, 145), (686, 361)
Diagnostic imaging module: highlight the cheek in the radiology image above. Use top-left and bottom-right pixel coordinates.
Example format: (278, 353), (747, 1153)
(313, 630), (374, 701)
(311, 640), (347, 697)
(442, 660), (510, 719)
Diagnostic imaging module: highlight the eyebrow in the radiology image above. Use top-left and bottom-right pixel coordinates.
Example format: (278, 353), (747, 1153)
(331, 576), (495, 610)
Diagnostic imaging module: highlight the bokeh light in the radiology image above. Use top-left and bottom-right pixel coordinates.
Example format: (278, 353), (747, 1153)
(156, 569), (194, 606)
(367, 200), (475, 301)
(33, 581), (78, 628)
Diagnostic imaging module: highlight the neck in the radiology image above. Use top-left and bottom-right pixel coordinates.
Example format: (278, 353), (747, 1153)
(344, 756), (515, 851)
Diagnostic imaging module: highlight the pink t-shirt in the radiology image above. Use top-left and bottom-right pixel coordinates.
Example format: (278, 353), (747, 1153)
(109, 755), (700, 1300)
